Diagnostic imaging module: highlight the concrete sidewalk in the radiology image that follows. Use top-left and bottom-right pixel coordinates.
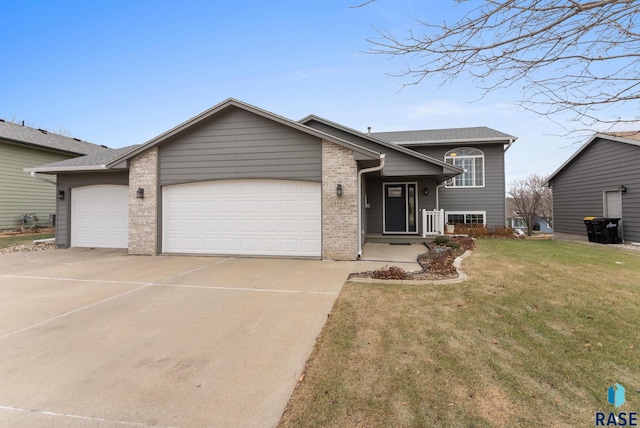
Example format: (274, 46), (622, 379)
(353, 242), (427, 273)
(0, 249), (353, 428)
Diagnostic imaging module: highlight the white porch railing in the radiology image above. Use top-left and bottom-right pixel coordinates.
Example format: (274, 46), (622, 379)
(422, 209), (445, 237)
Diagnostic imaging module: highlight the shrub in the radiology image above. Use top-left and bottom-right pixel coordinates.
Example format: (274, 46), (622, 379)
(453, 224), (488, 238)
(372, 265), (409, 280)
(448, 224), (516, 239)
(445, 241), (460, 250)
(489, 226), (516, 238)
(434, 235), (450, 245)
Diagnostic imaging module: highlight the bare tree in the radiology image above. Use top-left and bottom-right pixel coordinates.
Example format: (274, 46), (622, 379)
(508, 174), (551, 235)
(534, 175), (553, 226)
(368, 1), (640, 126)
(51, 126), (74, 137)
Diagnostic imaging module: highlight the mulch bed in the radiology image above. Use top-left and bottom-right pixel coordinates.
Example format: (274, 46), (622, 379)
(349, 236), (476, 281)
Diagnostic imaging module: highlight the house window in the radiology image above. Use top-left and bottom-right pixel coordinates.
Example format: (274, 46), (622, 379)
(446, 211), (486, 225)
(445, 148), (484, 187)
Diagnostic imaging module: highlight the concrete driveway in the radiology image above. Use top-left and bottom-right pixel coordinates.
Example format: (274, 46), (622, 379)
(0, 249), (354, 428)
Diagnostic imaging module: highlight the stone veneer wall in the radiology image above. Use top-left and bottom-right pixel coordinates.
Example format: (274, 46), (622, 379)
(128, 147), (158, 255)
(322, 140), (358, 260)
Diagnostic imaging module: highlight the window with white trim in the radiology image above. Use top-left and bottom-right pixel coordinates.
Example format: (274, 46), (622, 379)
(446, 211), (486, 225)
(445, 147), (484, 187)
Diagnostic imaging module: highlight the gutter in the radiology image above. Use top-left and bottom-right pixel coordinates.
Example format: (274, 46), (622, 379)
(504, 137), (516, 152)
(357, 154), (385, 258)
(29, 171), (56, 185)
(24, 165), (108, 173)
(398, 137), (515, 146)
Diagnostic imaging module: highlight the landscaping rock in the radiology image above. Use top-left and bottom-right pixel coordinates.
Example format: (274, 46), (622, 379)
(0, 242), (57, 254)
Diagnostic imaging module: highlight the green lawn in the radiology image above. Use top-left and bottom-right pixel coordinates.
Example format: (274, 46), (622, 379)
(279, 239), (640, 427)
(0, 232), (55, 249)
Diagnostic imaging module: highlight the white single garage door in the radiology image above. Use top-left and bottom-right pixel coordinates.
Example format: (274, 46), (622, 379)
(71, 185), (129, 248)
(162, 179), (321, 257)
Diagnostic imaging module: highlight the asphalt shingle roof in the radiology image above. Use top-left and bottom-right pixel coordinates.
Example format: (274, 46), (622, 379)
(0, 120), (108, 155)
(372, 126), (516, 144)
(27, 145), (141, 171)
(601, 131), (640, 142)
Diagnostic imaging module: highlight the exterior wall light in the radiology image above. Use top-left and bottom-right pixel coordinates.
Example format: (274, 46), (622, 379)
(336, 184), (343, 197)
(423, 187), (429, 196)
(136, 188), (145, 199)
(58, 190), (65, 200)
(620, 185), (627, 194)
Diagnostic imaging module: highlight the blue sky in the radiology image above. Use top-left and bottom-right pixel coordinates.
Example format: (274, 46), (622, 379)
(0, 1), (618, 184)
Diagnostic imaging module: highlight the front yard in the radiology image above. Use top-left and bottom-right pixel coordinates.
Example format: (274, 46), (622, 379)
(0, 230), (54, 249)
(279, 239), (640, 427)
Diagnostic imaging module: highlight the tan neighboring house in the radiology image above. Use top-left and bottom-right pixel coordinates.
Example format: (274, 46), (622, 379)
(0, 120), (109, 230)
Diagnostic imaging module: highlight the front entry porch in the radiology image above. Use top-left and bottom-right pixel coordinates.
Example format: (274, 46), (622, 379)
(366, 208), (445, 243)
(365, 176), (442, 233)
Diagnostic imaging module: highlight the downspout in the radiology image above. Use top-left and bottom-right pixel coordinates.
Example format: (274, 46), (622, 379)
(435, 182), (446, 211)
(30, 171), (56, 185)
(357, 154), (385, 258)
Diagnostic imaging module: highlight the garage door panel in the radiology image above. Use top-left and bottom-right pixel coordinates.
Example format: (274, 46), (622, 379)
(241, 220), (259, 233)
(71, 185), (128, 248)
(163, 180), (321, 256)
(301, 220), (320, 233)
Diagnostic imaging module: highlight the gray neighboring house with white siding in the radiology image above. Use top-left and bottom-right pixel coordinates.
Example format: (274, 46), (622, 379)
(546, 132), (640, 244)
(0, 120), (109, 230)
(27, 98), (516, 260)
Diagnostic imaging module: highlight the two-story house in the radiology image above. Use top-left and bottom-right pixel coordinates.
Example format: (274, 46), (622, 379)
(0, 120), (109, 230)
(27, 98), (516, 260)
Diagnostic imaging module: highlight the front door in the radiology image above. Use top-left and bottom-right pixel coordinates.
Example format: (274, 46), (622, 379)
(604, 190), (623, 240)
(383, 183), (417, 233)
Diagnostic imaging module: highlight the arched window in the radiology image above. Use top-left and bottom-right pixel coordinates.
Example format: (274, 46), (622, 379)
(445, 147), (484, 187)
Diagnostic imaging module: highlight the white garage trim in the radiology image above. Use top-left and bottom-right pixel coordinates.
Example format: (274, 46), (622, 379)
(162, 179), (321, 257)
(71, 185), (129, 248)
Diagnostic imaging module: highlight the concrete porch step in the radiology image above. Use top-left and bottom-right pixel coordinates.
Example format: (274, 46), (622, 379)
(365, 234), (434, 244)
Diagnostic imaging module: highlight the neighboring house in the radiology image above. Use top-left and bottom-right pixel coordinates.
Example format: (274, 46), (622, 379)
(0, 120), (109, 230)
(505, 197), (553, 233)
(27, 98), (516, 260)
(545, 132), (640, 244)
(509, 216), (553, 233)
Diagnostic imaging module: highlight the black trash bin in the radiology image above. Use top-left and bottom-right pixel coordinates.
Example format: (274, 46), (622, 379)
(583, 216), (597, 242)
(591, 218), (605, 243)
(599, 218), (621, 244)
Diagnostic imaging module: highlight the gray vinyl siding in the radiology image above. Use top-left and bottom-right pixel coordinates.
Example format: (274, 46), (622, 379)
(413, 144), (506, 226)
(0, 141), (70, 230)
(305, 121), (443, 176)
(550, 138), (640, 243)
(158, 107), (323, 186)
(365, 176), (438, 235)
(55, 171), (129, 248)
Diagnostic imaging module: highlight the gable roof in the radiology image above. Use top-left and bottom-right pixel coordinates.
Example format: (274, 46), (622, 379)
(104, 98), (382, 168)
(545, 131), (640, 185)
(0, 119), (108, 155)
(299, 114), (463, 175)
(25, 145), (141, 173)
(372, 126), (516, 146)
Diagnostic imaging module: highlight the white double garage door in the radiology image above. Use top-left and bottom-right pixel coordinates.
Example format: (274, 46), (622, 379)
(71, 180), (322, 257)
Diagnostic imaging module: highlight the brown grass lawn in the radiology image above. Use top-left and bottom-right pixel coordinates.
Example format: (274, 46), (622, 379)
(279, 239), (640, 427)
